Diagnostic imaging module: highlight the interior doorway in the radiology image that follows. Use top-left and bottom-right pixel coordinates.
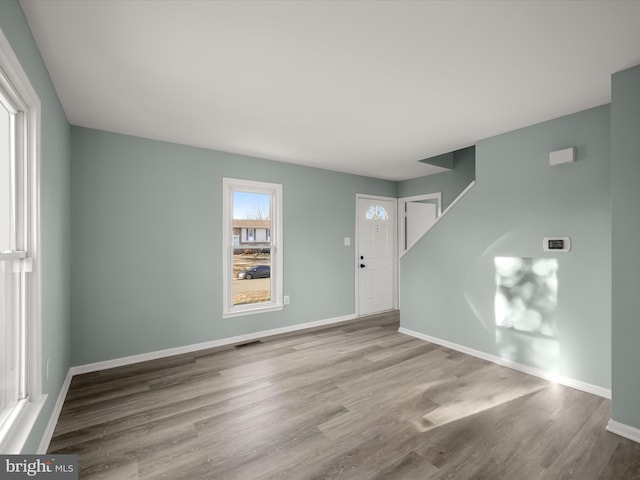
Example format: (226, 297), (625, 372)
(398, 193), (441, 254)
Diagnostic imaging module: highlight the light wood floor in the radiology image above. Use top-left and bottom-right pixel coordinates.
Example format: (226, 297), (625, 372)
(49, 311), (640, 479)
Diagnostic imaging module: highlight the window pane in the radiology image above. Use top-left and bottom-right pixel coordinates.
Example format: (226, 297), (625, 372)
(0, 99), (19, 428)
(0, 258), (20, 427)
(0, 104), (11, 252)
(0, 40), (43, 449)
(232, 191), (272, 306)
(365, 204), (389, 220)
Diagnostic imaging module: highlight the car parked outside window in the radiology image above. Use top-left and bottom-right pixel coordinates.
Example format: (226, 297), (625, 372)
(237, 265), (271, 279)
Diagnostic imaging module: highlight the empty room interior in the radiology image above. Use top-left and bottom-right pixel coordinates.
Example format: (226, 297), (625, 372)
(2, 0), (640, 478)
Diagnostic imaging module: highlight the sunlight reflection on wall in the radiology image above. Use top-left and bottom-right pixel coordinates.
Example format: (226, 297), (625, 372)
(494, 257), (559, 372)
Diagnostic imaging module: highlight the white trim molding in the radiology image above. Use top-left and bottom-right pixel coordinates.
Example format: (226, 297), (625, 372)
(72, 313), (357, 375)
(398, 192), (442, 255)
(0, 22), (43, 454)
(36, 313), (358, 452)
(398, 327), (611, 399)
(222, 177), (283, 318)
(606, 419), (640, 444)
(440, 180), (476, 218)
(37, 370), (73, 454)
(399, 181), (476, 260)
(355, 193), (399, 315)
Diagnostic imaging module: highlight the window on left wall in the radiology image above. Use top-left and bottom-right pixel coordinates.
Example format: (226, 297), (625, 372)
(0, 31), (43, 453)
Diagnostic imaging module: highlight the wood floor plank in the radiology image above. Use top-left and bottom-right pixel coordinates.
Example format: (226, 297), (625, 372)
(48, 310), (639, 479)
(544, 398), (619, 480)
(598, 441), (640, 480)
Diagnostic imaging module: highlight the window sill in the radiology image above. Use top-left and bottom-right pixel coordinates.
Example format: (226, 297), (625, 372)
(223, 303), (283, 319)
(0, 394), (47, 453)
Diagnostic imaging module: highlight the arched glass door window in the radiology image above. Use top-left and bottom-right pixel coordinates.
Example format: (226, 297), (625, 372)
(365, 204), (389, 220)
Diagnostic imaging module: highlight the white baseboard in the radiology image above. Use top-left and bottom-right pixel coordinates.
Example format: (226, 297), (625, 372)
(71, 313), (357, 376)
(606, 419), (640, 443)
(398, 327), (611, 399)
(37, 370), (72, 454)
(38, 313), (358, 452)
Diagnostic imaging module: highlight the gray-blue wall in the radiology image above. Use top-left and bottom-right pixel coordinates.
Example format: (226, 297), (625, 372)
(7, 0), (640, 447)
(397, 146), (475, 209)
(611, 65), (640, 430)
(70, 127), (395, 365)
(400, 105), (611, 390)
(0, 0), (72, 452)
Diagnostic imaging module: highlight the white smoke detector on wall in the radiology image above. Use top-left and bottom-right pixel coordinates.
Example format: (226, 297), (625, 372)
(549, 147), (576, 166)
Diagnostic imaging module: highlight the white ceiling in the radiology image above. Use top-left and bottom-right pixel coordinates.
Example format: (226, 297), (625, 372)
(19, 0), (640, 181)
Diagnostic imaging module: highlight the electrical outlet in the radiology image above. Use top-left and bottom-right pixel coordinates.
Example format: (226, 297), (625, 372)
(284, 295), (290, 305)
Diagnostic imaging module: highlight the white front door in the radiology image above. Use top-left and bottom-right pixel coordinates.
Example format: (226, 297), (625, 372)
(357, 196), (397, 316)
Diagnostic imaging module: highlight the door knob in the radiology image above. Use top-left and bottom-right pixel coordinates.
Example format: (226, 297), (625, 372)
(360, 263), (366, 268)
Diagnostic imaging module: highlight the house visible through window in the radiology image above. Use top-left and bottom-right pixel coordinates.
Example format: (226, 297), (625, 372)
(223, 178), (283, 317)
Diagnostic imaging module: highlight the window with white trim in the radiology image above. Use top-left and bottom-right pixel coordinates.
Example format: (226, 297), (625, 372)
(223, 178), (283, 317)
(0, 31), (42, 453)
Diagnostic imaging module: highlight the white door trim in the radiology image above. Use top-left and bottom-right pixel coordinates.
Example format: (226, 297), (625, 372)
(355, 194), (398, 316)
(398, 192), (442, 255)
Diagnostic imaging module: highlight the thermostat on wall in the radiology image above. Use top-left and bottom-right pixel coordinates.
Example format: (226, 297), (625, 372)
(543, 237), (571, 252)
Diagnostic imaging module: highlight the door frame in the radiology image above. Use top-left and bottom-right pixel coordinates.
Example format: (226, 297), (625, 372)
(355, 194), (398, 317)
(398, 192), (442, 256)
